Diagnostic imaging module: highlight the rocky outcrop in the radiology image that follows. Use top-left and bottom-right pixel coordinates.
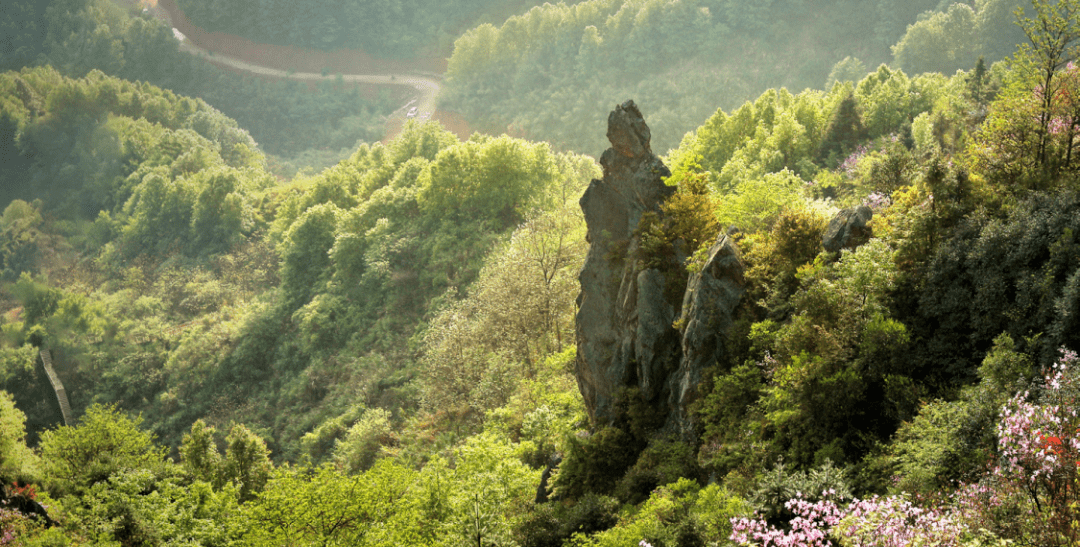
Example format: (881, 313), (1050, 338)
(822, 205), (873, 252)
(671, 234), (744, 433)
(575, 101), (745, 440)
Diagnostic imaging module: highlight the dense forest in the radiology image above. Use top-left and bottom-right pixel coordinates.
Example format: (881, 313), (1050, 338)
(5, 0), (1080, 546)
(441, 0), (1027, 154)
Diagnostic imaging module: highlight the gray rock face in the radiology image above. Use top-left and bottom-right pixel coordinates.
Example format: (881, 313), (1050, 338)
(671, 234), (744, 436)
(575, 101), (745, 439)
(823, 205), (873, 253)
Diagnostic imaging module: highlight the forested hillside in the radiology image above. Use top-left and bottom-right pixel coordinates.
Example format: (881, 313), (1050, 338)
(441, 0), (1026, 154)
(0, 63), (597, 454)
(5, 0), (1080, 546)
(2, 0), (392, 175)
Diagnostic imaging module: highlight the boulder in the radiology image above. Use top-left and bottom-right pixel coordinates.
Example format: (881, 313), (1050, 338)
(822, 205), (873, 253)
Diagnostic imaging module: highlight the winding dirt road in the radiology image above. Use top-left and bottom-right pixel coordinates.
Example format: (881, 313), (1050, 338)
(131, 0), (467, 140)
(176, 37), (442, 123)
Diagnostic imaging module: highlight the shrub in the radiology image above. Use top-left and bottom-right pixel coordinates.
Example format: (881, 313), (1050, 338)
(39, 404), (167, 497)
(616, 438), (701, 505)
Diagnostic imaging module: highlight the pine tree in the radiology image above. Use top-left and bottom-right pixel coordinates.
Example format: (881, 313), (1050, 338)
(817, 94), (867, 167)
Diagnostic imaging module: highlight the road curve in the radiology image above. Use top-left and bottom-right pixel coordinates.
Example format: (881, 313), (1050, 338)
(132, 0), (444, 128)
(176, 37), (442, 121)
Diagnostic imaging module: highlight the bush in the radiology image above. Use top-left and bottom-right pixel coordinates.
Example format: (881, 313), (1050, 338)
(39, 404), (168, 497)
(553, 427), (640, 500)
(332, 407), (394, 474)
(514, 493), (620, 547)
(616, 438), (702, 505)
(0, 390), (39, 483)
(749, 459), (852, 525)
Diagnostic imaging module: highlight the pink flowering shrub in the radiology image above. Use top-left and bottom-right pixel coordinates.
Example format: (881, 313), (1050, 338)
(0, 507), (40, 546)
(862, 192), (891, 211)
(730, 492), (844, 546)
(835, 495), (966, 547)
(730, 348), (1080, 547)
(729, 493), (967, 547)
(840, 145), (870, 179)
(956, 347), (1080, 545)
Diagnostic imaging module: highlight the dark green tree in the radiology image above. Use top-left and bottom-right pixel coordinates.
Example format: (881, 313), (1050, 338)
(817, 94), (867, 166)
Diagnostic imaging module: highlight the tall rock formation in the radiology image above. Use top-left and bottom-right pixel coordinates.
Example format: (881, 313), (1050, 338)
(575, 101), (745, 439)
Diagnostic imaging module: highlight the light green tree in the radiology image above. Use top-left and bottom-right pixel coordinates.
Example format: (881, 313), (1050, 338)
(892, 3), (980, 75)
(0, 390), (39, 482)
(1013, 0), (1080, 176)
(970, 0), (1080, 187)
(190, 167), (247, 255)
(221, 423), (272, 503)
(241, 461), (425, 546)
(180, 419), (223, 486)
(39, 404), (167, 497)
(332, 407), (393, 474)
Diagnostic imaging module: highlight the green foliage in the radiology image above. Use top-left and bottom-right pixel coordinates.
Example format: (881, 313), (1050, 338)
(554, 426), (640, 500)
(661, 162), (722, 257)
(433, 432), (541, 547)
(481, 347), (586, 470)
(817, 93), (867, 166)
(615, 438), (701, 505)
(331, 407), (393, 474)
(749, 459), (851, 524)
(299, 405), (367, 463)
(741, 207), (829, 317)
(696, 363), (766, 473)
(550, 388), (664, 501)
(1, 0), (391, 171)
(700, 237), (911, 475)
(633, 167), (723, 303)
(443, 0), (974, 154)
(853, 65), (937, 139)
(887, 399), (989, 495)
(0, 200), (54, 282)
(886, 334), (1033, 494)
(716, 170), (809, 233)
(0, 390), (39, 483)
(5, 1), (1076, 537)
(825, 57), (868, 89)
(571, 479), (750, 547)
(11, 273), (63, 337)
(966, 0), (1080, 191)
(175, 0), (532, 58)
(0, 67), (275, 259)
(891, 2), (982, 75)
(632, 187), (716, 305)
(180, 419), (223, 486)
(417, 135), (563, 226)
(514, 492), (619, 547)
(222, 424), (272, 503)
(39, 404), (168, 497)
(240, 461), (425, 546)
(73, 470), (239, 546)
(419, 201), (587, 428)
(278, 202), (340, 309)
(709, 89), (831, 189)
(914, 190), (1080, 382)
